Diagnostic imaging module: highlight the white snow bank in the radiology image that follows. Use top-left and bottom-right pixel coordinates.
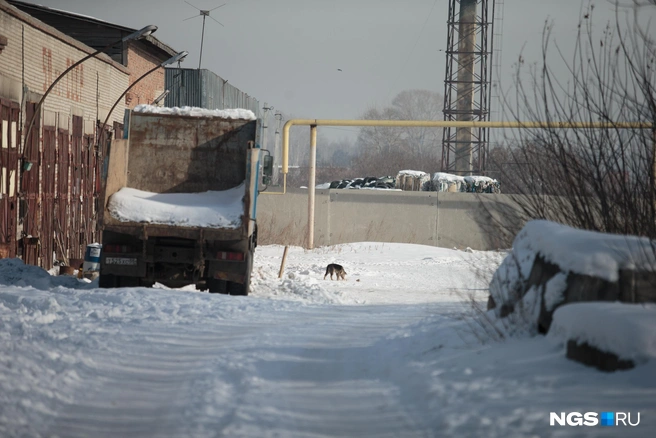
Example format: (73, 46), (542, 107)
(489, 220), (656, 319)
(543, 272), (568, 311)
(4, 241), (656, 436)
(107, 182), (245, 228)
(0, 258), (92, 290)
(549, 302), (656, 362)
(514, 220), (656, 282)
(133, 104), (256, 120)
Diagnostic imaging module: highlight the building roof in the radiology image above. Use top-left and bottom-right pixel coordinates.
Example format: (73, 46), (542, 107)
(0, 0), (128, 73)
(7, 0), (178, 63)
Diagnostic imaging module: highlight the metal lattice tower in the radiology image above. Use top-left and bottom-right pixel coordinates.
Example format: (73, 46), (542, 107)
(441, 0), (497, 175)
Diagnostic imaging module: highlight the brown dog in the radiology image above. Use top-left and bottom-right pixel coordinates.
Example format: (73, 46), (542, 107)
(324, 263), (346, 280)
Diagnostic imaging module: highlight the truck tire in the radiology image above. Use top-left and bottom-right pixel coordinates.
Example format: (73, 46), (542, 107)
(98, 274), (139, 288)
(118, 276), (140, 287)
(227, 280), (248, 296)
(99, 274), (117, 288)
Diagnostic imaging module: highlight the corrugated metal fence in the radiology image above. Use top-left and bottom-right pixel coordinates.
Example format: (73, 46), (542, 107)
(164, 68), (260, 116)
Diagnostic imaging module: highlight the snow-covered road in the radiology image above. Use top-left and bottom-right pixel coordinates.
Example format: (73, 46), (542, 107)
(1, 243), (654, 437)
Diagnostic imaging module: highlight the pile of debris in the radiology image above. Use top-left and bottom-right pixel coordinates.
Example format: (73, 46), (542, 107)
(315, 171), (501, 193)
(395, 170), (501, 193)
(395, 170), (431, 191)
(488, 220), (656, 371)
(432, 172), (501, 193)
(316, 176), (396, 190)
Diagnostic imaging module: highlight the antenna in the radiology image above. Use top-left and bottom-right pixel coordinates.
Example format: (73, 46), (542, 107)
(183, 1), (225, 69)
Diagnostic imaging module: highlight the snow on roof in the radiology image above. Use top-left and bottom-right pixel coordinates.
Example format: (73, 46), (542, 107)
(464, 175), (497, 183)
(432, 172), (465, 182)
(107, 182), (245, 229)
(514, 220), (656, 281)
(397, 170), (428, 177)
(133, 104), (256, 120)
(549, 302), (656, 362)
(431, 173), (497, 183)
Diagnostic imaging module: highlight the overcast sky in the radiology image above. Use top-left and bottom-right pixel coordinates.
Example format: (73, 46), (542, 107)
(23, 0), (656, 141)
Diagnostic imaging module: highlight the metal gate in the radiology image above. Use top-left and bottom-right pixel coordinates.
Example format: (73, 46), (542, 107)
(41, 126), (56, 268)
(70, 116), (83, 259)
(82, 133), (97, 245)
(21, 102), (40, 265)
(0, 99), (20, 259)
(55, 128), (70, 263)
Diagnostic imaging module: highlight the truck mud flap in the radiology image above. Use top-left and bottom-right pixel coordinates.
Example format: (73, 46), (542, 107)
(208, 251), (253, 285)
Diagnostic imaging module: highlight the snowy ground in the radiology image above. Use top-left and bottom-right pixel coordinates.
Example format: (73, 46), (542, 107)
(0, 242), (654, 437)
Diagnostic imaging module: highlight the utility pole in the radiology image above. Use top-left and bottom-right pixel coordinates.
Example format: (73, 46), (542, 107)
(273, 111), (283, 185)
(261, 102), (273, 168)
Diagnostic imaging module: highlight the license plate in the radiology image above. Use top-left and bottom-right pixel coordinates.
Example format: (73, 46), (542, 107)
(105, 257), (138, 266)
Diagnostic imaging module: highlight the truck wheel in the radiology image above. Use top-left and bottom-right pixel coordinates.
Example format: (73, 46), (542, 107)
(99, 274), (117, 288)
(100, 275), (139, 288)
(227, 281), (249, 296)
(116, 276), (139, 287)
(207, 278), (228, 294)
(139, 279), (155, 288)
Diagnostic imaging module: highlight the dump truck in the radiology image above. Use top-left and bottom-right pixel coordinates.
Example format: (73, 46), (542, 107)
(98, 106), (272, 295)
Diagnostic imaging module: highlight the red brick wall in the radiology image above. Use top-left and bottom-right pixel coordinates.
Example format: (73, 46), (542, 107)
(125, 43), (165, 108)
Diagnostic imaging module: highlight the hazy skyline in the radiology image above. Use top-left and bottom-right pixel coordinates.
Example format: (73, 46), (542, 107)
(18, 0), (656, 141)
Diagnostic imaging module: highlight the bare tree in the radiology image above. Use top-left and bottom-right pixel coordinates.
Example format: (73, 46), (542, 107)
(497, 3), (655, 238)
(351, 89), (444, 176)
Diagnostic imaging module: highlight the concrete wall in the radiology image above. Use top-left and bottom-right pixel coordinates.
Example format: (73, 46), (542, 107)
(257, 188), (525, 250)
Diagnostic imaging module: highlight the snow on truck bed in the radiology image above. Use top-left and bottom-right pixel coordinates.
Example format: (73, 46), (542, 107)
(107, 182), (245, 228)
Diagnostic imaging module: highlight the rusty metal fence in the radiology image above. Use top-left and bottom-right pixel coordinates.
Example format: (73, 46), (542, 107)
(0, 97), (109, 270)
(0, 99), (20, 260)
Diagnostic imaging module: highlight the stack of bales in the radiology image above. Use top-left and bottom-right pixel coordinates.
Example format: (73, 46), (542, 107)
(432, 172), (466, 192)
(395, 170), (431, 191)
(431, 172), (500, 193)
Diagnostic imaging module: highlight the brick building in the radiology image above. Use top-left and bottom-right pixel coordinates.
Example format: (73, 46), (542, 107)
(8, 0), (179, 109)
(0, 0), (180, 269)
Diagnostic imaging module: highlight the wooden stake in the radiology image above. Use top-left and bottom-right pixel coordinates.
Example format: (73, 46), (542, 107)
(278, 245), (289, 279)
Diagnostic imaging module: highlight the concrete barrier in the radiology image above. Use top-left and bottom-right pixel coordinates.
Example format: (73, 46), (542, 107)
(257, 188), (525, 250)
